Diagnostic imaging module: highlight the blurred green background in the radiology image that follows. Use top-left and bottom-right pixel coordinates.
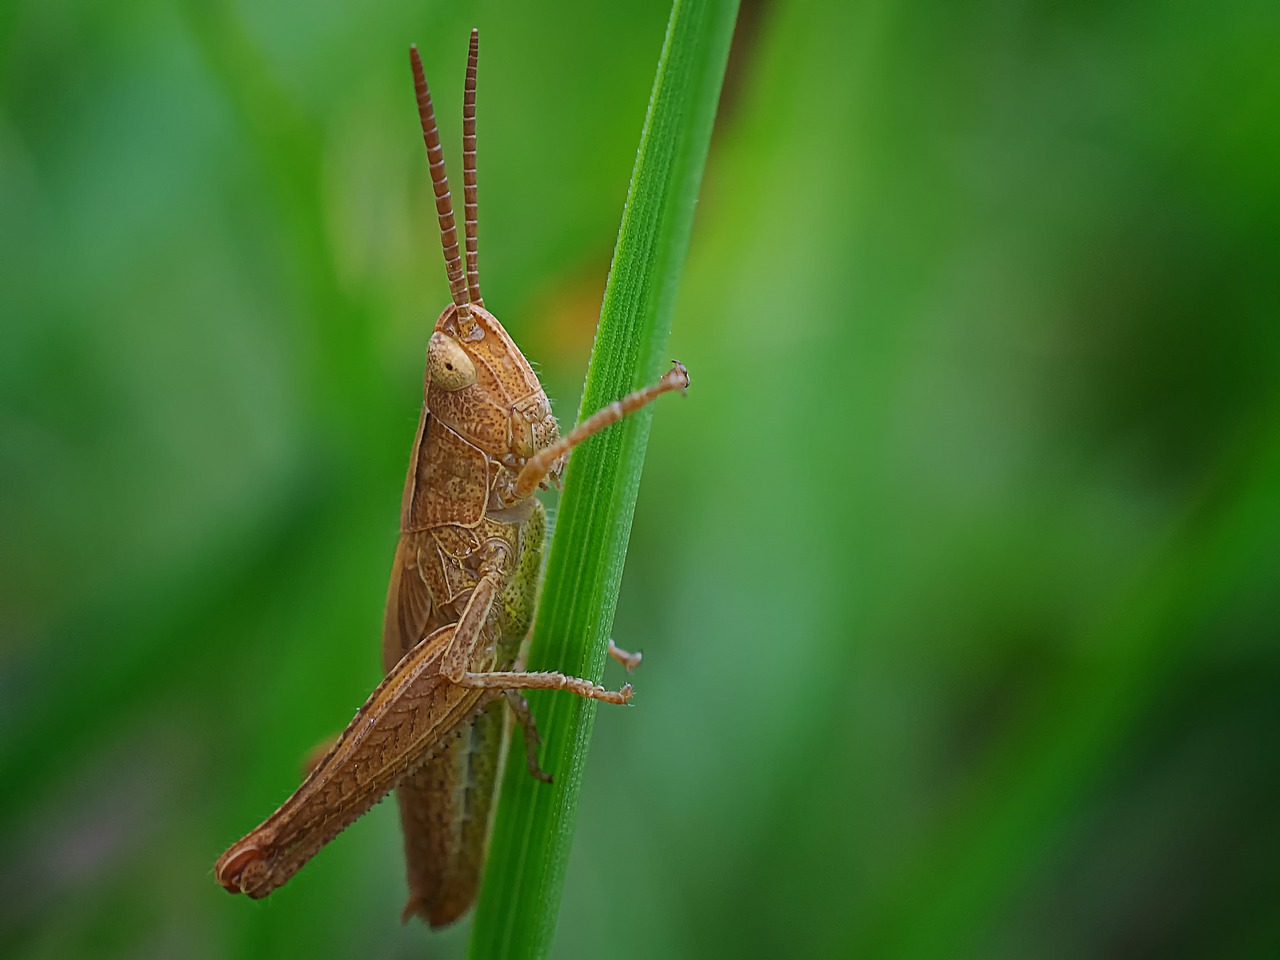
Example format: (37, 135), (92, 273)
(3, 0), (1279, 957)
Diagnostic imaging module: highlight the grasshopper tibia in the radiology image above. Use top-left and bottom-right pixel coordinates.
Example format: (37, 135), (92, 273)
(502, 690), (552, 783)
(456, 669), (634, 704)
(514, 361), (690, 498)
(439, 567), (636, 707)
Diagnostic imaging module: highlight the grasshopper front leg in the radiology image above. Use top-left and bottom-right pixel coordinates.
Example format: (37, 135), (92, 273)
(513, 361), (689, 498)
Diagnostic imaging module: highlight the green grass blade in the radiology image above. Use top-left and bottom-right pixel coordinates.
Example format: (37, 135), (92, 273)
(467, 1), (739, 956)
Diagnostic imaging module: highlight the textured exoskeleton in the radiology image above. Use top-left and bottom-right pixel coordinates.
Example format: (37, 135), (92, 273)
(214, 31), (688, 925)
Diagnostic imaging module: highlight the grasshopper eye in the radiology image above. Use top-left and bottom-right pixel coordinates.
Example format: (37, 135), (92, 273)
(428, 332), (477, 391)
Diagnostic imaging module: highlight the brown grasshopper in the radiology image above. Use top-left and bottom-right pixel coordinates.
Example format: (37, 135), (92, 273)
(214, 31), (688, 926)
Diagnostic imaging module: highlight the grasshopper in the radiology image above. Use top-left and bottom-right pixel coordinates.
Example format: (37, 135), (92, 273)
(214, 31), (688, 926)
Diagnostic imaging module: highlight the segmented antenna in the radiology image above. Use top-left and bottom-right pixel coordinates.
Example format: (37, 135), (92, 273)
(410, 45), (472, 327)
(462, 30), (483, 306)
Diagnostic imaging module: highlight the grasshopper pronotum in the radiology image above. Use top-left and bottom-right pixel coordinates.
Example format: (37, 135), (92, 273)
(214, 31), (687, 926)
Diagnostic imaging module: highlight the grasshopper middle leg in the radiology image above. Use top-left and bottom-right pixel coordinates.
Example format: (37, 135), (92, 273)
(502, 690), (553, 783)
(442, 568), (635, 707)
(458, 668), (633, 704)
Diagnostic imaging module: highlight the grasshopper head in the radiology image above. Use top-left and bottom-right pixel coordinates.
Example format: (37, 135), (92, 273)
(408, 36), (561, 493)
(425, 304), (560, 479)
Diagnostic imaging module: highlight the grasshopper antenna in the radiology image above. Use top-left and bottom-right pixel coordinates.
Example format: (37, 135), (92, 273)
(462, 29), (483, 307)
(410, 45), (473, 331)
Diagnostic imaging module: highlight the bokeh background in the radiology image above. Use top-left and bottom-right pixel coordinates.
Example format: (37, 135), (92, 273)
(3, 0), (1279, 957)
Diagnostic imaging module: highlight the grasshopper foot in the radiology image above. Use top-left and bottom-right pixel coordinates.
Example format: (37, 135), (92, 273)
(607, 639), (642, 672)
